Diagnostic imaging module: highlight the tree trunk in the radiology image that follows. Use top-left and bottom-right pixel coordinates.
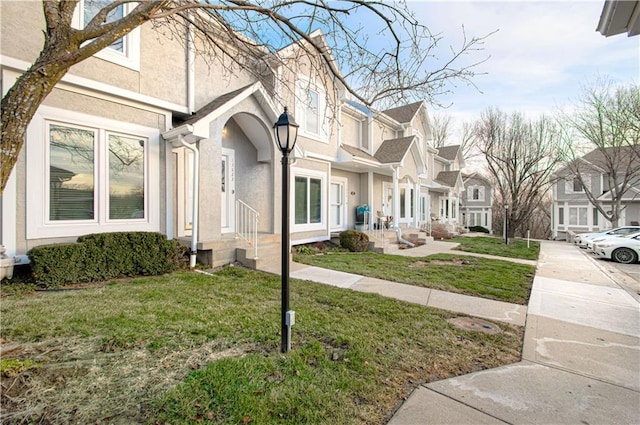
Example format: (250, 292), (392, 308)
(1, 62), (69, 194)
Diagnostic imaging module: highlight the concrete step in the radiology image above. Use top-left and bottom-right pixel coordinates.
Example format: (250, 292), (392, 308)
(237, 242), (282, 269)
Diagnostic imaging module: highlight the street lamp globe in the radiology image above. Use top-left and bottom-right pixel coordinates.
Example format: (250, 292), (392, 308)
(273, 107), (299, 154)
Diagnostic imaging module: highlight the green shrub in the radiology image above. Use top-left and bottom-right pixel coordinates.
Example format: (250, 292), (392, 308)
(469, 226), (490, 233)
(339, 230), (370, 252)
(28, 232), (186, 288)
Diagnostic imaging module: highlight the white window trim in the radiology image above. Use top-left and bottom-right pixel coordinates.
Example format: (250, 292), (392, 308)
(295, 75), (329, 143)
(26, 105), (160, 239)
(72, 1), (141, 71)
(291, 167), (327, 232)
(329, 177), (348, 231)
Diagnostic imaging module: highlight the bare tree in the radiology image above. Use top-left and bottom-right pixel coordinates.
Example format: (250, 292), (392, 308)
(475, 108), (565, 238)
(0, 0), (492, 194)
(558, 81), (640, 228)
(430, 113), (452, 148)
(459, 120), (478, 160)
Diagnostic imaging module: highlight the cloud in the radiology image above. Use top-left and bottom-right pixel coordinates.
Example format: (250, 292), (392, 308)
(407, 0), (639, 122)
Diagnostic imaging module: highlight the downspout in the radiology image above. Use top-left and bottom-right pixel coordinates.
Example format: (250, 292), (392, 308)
(179, 135), (199, 268)
(392, 166), (414, 247)
(187, 20), (196, 114)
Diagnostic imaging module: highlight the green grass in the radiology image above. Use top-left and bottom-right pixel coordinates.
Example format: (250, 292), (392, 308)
(1, 267), (523, 424)
(451, 236), (540, 261)
(294, 252), (534, 304)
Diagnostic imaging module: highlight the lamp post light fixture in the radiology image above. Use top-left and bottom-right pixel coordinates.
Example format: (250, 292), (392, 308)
(504, 204), (509, 245)
(273, 107), (299, 353)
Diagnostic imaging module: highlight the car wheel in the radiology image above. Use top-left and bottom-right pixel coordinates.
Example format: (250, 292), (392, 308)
(612, 248), (638, 264)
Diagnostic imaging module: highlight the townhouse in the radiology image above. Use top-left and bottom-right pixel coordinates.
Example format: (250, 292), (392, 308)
(1, 2), (466, 269)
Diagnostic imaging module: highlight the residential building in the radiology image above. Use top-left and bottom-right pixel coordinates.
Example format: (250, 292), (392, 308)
(551, 147), (640, 240)
(460, 172), (493, 233)
(1, 2), (460, 268)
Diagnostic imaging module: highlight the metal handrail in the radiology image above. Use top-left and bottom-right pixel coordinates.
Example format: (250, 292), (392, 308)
(236, 200), (259, 259)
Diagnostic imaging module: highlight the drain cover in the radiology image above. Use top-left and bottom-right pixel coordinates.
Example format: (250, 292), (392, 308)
(447, 317), (502, 334)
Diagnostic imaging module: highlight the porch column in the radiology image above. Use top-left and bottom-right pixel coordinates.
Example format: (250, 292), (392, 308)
(447, 190), (453, 225)
(367, 171), (374, 230)
(393, 166), (400, 229)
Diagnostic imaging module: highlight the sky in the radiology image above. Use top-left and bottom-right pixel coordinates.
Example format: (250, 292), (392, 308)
(403, 0), (639, 137)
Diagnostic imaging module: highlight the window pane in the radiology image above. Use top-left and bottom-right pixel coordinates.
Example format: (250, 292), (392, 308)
(310, 178), (322, 223)
(569, 208), (577, 225)
(558, 207), (564, 225)
(109, 134), (145, 219)
(295, 177), (307, 224)
(573, 178), (583, 192)
(49, 124), (95, 221)
(400, 188), (406, 217)
(578, 208), (587, 226)
(84, 0), (124, 52)
(593, 209), (598, 226)
(306, 90), (319, 134)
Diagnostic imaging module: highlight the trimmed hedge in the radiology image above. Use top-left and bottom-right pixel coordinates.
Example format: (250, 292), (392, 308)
(469, 226), (490, 233)
(28, 232), (186, 287)
(339, 230), (370, 252)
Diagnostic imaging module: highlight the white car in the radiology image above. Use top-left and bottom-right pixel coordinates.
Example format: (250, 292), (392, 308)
(586, 231), (640, 252)
(593, 233), (640, 264)
(574, 226), (640, 248)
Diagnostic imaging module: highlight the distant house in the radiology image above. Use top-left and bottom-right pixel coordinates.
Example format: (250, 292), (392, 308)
(551, 147), (640, 240)
(460, 173), (493, 233)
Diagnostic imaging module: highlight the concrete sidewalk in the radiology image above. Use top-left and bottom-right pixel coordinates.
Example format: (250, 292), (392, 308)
(388, 240), (640, 425)
(259, 241), (528, 326)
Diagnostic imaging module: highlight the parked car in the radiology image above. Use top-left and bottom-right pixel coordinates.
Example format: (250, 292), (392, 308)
(588, 231), (640, 253)
(574, 226), (640, 248)
(593, 233), (640, 264)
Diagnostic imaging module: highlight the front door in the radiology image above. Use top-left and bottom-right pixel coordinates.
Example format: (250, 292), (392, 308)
(221, 148), (235, 233)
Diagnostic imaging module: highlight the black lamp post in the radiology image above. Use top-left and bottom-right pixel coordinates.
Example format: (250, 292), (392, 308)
(273, 107), (299, 353)
(504, 204), (509, 245)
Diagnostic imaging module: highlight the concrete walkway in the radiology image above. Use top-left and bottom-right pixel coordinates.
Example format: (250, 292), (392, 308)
(258, 241), (528, 326)
(258, 239), (639, 423)
(388, 240), (640, 425)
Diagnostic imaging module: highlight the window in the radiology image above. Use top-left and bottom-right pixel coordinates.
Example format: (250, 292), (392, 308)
(593, 208), (598, 226)
(26, 106), (159, 239)
(467, 185), (485, 201)
(573, 178), (583, 192)
(295, 77), (328, 141)
(569, 207), (588, 226)
(73, 0), (141, 70)
(293, 170), (325, 231)
(48, 123), (146, 222)
(558, 207), (564, 225)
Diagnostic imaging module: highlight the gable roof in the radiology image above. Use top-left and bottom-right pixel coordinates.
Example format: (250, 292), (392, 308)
(374, 136), (415, 164)
(181, 84), (255, 126)
(382, 101), (423, 123)
(435, 170), (462, 188)
(437, 145), (461, 161)
(340, 144), (380, 163)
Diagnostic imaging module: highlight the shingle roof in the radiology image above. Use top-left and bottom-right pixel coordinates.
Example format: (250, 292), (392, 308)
(181, 84), (255, 125)
(374, 136), (415, 163)
(437, 145), (461, 161)
(582, 146), (640, 168)
(382, 101), (423, 123)
(435, 170), (461, 187)
(341, 144), (380, 163)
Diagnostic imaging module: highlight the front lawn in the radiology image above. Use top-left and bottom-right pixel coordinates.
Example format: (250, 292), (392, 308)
(0, 267), (523, 424)
(451, 236), (540, 261)
(294, 252), (535, 304)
